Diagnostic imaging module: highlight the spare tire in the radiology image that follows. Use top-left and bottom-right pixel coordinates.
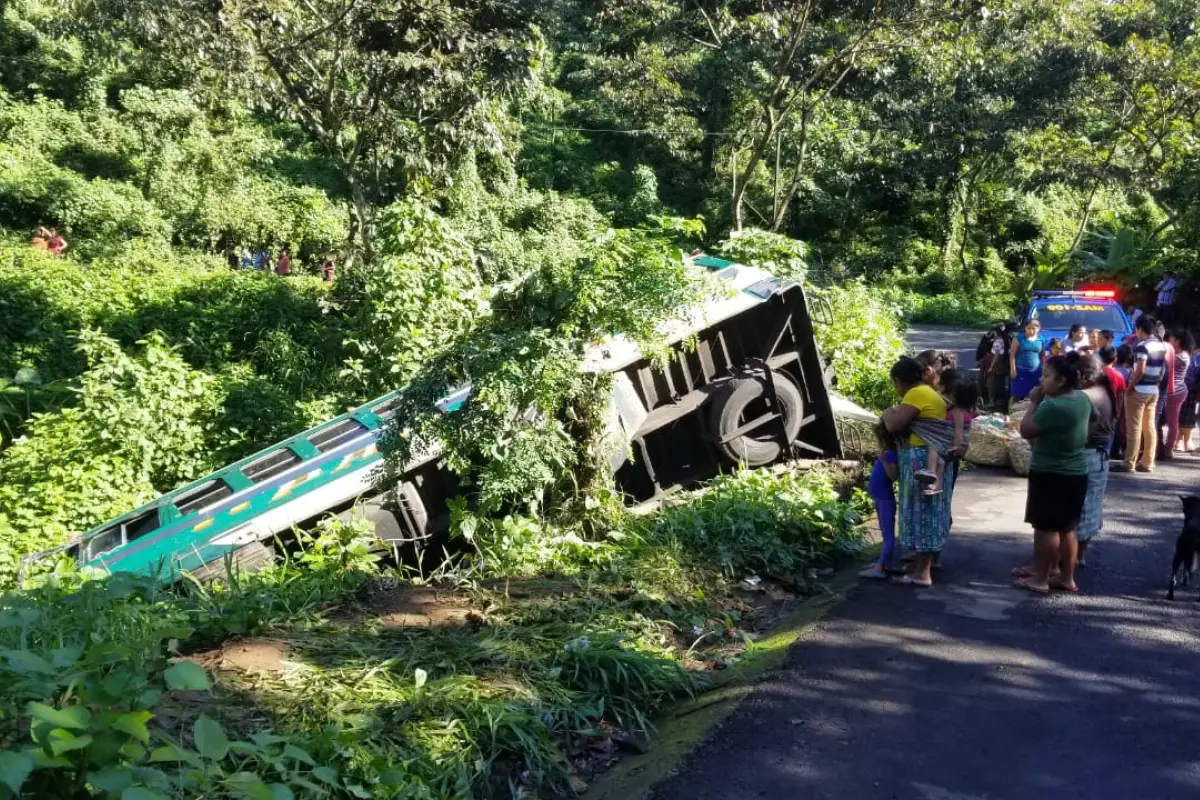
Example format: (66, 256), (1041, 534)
(709, 372), (804, 467)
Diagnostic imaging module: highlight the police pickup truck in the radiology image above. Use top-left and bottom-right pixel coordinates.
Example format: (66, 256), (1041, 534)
(1019, 289), (1133, 348)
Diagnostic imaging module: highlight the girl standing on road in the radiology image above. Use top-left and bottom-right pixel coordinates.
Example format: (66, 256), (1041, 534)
(860, 423), (899, 581)
(883, 356), (950, 588)
(1179, 346), (1200, 453)
(1071, 354), (1116, 568)
(1010, 320), (1045, 402)
(1013, 356), (1091, 594)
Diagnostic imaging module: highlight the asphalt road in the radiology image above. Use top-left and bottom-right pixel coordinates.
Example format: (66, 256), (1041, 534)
(649, 328), (1200, 800)
(905, 324), (988, 373)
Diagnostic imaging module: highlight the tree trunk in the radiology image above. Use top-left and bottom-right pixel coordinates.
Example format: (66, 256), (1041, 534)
(349, 179), (374, 263)
(771, 107), (812, 231)
(941, 176), (961, 267)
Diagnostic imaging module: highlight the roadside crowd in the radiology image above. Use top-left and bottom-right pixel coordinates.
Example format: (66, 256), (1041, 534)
(862, 309), (1195, 595)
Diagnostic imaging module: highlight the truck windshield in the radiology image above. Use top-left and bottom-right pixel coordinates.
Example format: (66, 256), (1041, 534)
(1029, 302), (1128, 333)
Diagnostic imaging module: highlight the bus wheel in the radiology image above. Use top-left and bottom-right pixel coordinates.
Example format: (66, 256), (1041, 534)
(709, 372), (804, 467)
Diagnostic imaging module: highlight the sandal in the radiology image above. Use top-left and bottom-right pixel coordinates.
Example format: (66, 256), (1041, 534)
(1049, 580), (1078, 593)
(1011, 565), (1036, 578)
(1013, 577), (1050, 595)
(859, 565), (889, 580)
(892, 575), (932, 588)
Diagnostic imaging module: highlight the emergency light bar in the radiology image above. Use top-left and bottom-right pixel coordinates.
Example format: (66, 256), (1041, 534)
(1031, 289), (1117, 299)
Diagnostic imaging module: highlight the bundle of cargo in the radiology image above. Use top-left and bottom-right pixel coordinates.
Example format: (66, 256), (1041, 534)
(1007, 436), (1033, 476)
(965, 415), (1020, 468)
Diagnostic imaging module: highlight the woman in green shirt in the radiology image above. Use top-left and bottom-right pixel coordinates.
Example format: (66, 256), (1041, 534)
(1013, 356), (1092, 595)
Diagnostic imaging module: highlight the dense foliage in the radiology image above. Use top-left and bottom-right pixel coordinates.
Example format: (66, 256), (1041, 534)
(2, 0), (1198, 794)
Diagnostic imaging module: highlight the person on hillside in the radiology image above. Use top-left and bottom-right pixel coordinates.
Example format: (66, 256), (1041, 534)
(1064, 324), (1088, 353)
(30, 226), (52, 251)
(1179, 346), (1200, 454)
(47, 229), (67, 256)
(1012, 356), (1091, 595)
(320, 257), (335, 284)
(240, 249), (253, 271)
(1116, 315), (1168, 473)
(882, 356), (951, 588)
(1161, 330), (1193, 458)
(1069, 353), (1116, 569)
(226, 248), (241, 271)
(254, 249), (270, 271)
(1155, 274), (1178, 324)
(1010, 319), (1045, 402)
(275, 248), (292, 276)
(860, 422), (899, 581)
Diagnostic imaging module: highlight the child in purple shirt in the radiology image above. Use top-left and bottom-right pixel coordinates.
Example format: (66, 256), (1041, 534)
(860, 423), (899, 579)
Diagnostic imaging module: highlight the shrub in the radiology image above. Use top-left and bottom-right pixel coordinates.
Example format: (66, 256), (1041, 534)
(0, 332), (220, 588)
(883, 288), (1016, 327)
(812, 280), (906, 411)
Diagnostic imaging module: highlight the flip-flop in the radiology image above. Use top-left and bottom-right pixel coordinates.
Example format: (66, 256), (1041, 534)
(1011, 566), (1035, 578)
(859, 565), (889, 580)
(1049, 581), (1079, 593)
(1013, 577), (1050, 595)
(892, 575), (932, 588)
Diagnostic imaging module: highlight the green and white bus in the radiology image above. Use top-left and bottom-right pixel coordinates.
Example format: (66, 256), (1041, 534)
(25, 254), (847, 585)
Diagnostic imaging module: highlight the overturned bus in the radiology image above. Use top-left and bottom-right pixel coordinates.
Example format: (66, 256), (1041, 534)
(24, 254), (845, 584)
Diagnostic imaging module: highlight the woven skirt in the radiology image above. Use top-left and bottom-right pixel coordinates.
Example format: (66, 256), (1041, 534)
(1076, 449), (1108, 541)
(898, 446), (952, 553)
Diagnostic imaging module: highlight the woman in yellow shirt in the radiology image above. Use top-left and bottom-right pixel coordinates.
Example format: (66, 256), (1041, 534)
(882, 356), (950, 587)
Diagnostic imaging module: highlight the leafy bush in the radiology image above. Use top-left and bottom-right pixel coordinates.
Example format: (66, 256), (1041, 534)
(886, 289), (1017, 327)
(0, 332), (220, 588)
(0, 93), (346, 258)
(381, 218), (706, 515)
(629, 467), (869, 580)
(716, 228), (809, 282)
(812, 281), (906, 411)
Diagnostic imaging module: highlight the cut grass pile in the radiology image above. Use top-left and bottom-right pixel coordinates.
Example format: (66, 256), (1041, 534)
(0, 466), (869, 798)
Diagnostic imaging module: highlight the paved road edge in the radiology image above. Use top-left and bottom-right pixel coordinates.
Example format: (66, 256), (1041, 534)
(588, 564), (865, 800)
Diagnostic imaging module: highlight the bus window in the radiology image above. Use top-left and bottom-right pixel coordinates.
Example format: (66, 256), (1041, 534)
(86, 525), (123, 560)
(123, 509), (161, 542)
(308, 418), (368, 453)
(370, 396), (402, 423)
(174, 479), (234, 517)
(242, 448), (302, 484)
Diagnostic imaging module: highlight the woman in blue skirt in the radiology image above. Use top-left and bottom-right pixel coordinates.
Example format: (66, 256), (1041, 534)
(1009, 319), (1045, 401)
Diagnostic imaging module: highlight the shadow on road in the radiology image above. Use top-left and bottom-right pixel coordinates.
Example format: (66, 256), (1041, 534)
(650, 462), (1200, 800)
